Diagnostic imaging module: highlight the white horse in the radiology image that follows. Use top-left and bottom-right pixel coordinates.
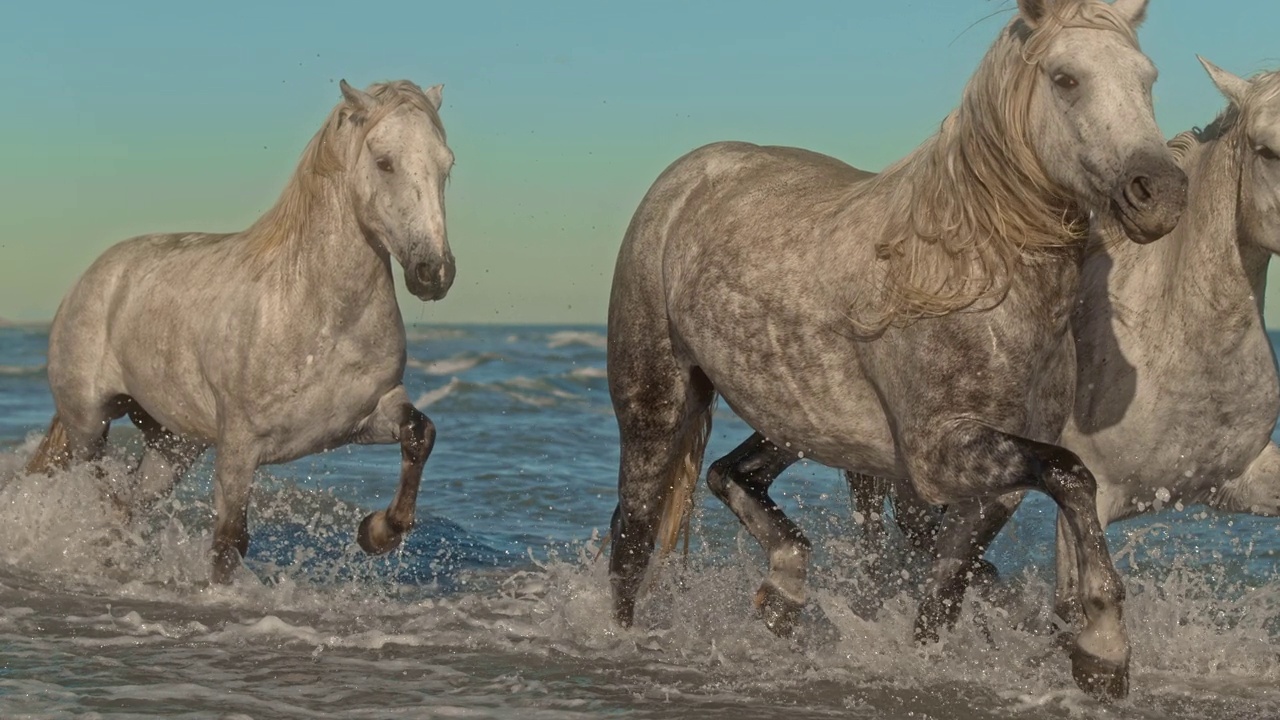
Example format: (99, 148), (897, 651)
(24, 79), (455, 584)
(604, 0), (1185, 700)
(852, 57), (1280, 636)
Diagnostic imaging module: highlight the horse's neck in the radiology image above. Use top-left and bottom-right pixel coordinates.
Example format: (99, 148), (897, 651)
(1109, 137), (1267, 336)
(269, 196), (399, 327)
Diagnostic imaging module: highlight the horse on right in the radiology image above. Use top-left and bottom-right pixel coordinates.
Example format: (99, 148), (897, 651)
(850, 56), (1280, 635)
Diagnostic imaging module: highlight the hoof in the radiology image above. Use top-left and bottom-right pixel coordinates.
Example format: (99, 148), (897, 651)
(210, 542), (242, 585)
(1070, 645), (1129, 701)
(754, 581), (803, 638)
(357, 511), (405, 555)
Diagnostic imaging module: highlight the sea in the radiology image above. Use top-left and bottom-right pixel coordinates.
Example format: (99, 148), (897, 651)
(1, 323), (1278, 719)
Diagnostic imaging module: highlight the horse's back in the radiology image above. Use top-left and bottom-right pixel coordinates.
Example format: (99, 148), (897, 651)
(613, 140), (874, 302)
(609, 141), (901, 474)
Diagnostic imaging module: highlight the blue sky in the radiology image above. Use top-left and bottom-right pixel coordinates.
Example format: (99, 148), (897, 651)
(1, 1), (1278, 324)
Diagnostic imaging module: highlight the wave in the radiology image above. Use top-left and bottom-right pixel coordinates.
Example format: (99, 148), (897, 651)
(547, 331), (607, 350)
(414, 377), (465, 408)
(0, 364), (45, 377)
(568, 366), (607, 380)
(404, 326), (470, 343)
(407, 352), (500, 376)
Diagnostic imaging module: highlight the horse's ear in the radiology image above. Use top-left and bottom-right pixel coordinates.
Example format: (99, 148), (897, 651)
(425, 84), (444, 112)
(339, 79), (377, 113)
(1017, 0), (1051, 28)
(1111, 0), (1149, 28)
(1198, 56), (1251, 108)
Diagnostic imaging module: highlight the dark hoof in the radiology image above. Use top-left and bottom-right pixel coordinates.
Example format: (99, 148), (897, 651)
(1070, 645), (1129, 701)
(210, 542), (242, 585)
(754, 582), (803, 638)
(357, 511), (405, 555)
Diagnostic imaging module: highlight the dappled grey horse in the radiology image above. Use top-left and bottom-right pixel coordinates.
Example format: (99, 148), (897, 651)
(24, 79), (456, 584)
(850, 57), (1280, 636)
(605, 0), (1185, 700)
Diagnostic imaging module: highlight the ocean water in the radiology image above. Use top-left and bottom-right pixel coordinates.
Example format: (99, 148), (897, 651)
(1, 323), (1279, 719)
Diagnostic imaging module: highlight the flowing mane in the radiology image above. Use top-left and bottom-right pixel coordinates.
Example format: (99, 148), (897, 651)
(847, 0), (1139, 335)
(242, 80), (446, 276)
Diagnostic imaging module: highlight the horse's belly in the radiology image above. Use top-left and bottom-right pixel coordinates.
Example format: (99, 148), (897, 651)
(679, 322), (901, 477)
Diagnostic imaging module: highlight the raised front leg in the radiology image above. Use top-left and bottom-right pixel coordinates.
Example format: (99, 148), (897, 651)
(912, 425), (1129, 700)
(350, 386), (436, 555)
(706, 432), (803, 636)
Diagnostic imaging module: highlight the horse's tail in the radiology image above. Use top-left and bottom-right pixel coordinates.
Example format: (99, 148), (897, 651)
(593, 401), (714, 564)
(25, 414), (70, 476)
(653, 402), (714, 561)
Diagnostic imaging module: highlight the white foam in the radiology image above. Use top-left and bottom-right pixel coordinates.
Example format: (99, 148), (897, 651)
(546, 331), (607, 350)
(414, 377), (464, 408)
(408, 352), (499, 376)
(567, 366), (607, 380)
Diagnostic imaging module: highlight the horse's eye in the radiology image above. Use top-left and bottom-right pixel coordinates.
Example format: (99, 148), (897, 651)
(376, 157), (394, 173)
(1256, 145), (1280, 162)
(1052, 72), (1079, 90)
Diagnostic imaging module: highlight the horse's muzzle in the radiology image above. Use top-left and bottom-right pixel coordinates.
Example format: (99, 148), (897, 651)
(405, 254), (456, 301)
(1112, 152), (1188, 244)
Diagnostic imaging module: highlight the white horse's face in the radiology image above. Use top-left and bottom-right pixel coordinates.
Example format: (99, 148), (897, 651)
(343, 81), (455, 301)
(1203, 60), (1280, 255)
(1021, 0), (1187, 243)
(1243, 90), (1280, 255)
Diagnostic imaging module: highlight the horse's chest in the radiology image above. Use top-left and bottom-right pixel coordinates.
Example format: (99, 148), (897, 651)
(254, 327), (405, 448)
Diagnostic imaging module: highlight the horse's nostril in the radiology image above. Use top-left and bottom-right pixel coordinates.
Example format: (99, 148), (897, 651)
(1128, 175), (1153, 206)
(416, 263), (434, 285)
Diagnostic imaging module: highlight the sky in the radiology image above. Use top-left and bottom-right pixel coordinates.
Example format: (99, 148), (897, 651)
(2, 0), (1279, 325)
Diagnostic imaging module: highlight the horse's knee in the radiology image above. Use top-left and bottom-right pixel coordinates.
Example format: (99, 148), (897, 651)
(406, 408), (436, 447)
(706, 456), (733, 500)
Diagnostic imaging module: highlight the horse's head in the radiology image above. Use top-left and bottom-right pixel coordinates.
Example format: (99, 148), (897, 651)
(340, 79), (455, 301)
(1017, 0), (1187, 244)
(1198, 58), (1280, 255)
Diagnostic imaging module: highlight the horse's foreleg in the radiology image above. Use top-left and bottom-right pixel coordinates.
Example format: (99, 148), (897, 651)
(1213, 441), (1280, 515)
(915, 427), (1129, 701)
(210, 446), (257, 584)
(707, 432), (803, 636)
(913, 493), (1022, 643)
(846, 471), (888, 549)
(351, 386), (435, 555)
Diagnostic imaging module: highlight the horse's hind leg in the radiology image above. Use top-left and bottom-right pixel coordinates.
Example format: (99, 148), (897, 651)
(608, 355), (714, 628)
(912, 426), (1129, 700)
(126, 403), (207, 510)
(707, 432), (803, 635)
(350, 385), (436, 555)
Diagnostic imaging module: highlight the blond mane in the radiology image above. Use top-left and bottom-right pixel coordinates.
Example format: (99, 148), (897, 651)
(847, 1), (1139, 335)
(242, 80), (446, 275)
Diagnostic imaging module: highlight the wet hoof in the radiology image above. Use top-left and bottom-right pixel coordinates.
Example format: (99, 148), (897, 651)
(1070, 645), (1129, 701)
(210, 542), (242, 585)
(754, 581), (803, 638)
(357, 510), (406, 555)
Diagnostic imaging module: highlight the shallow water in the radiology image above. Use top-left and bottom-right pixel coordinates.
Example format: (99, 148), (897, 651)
(1, 324), (1279, 719)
